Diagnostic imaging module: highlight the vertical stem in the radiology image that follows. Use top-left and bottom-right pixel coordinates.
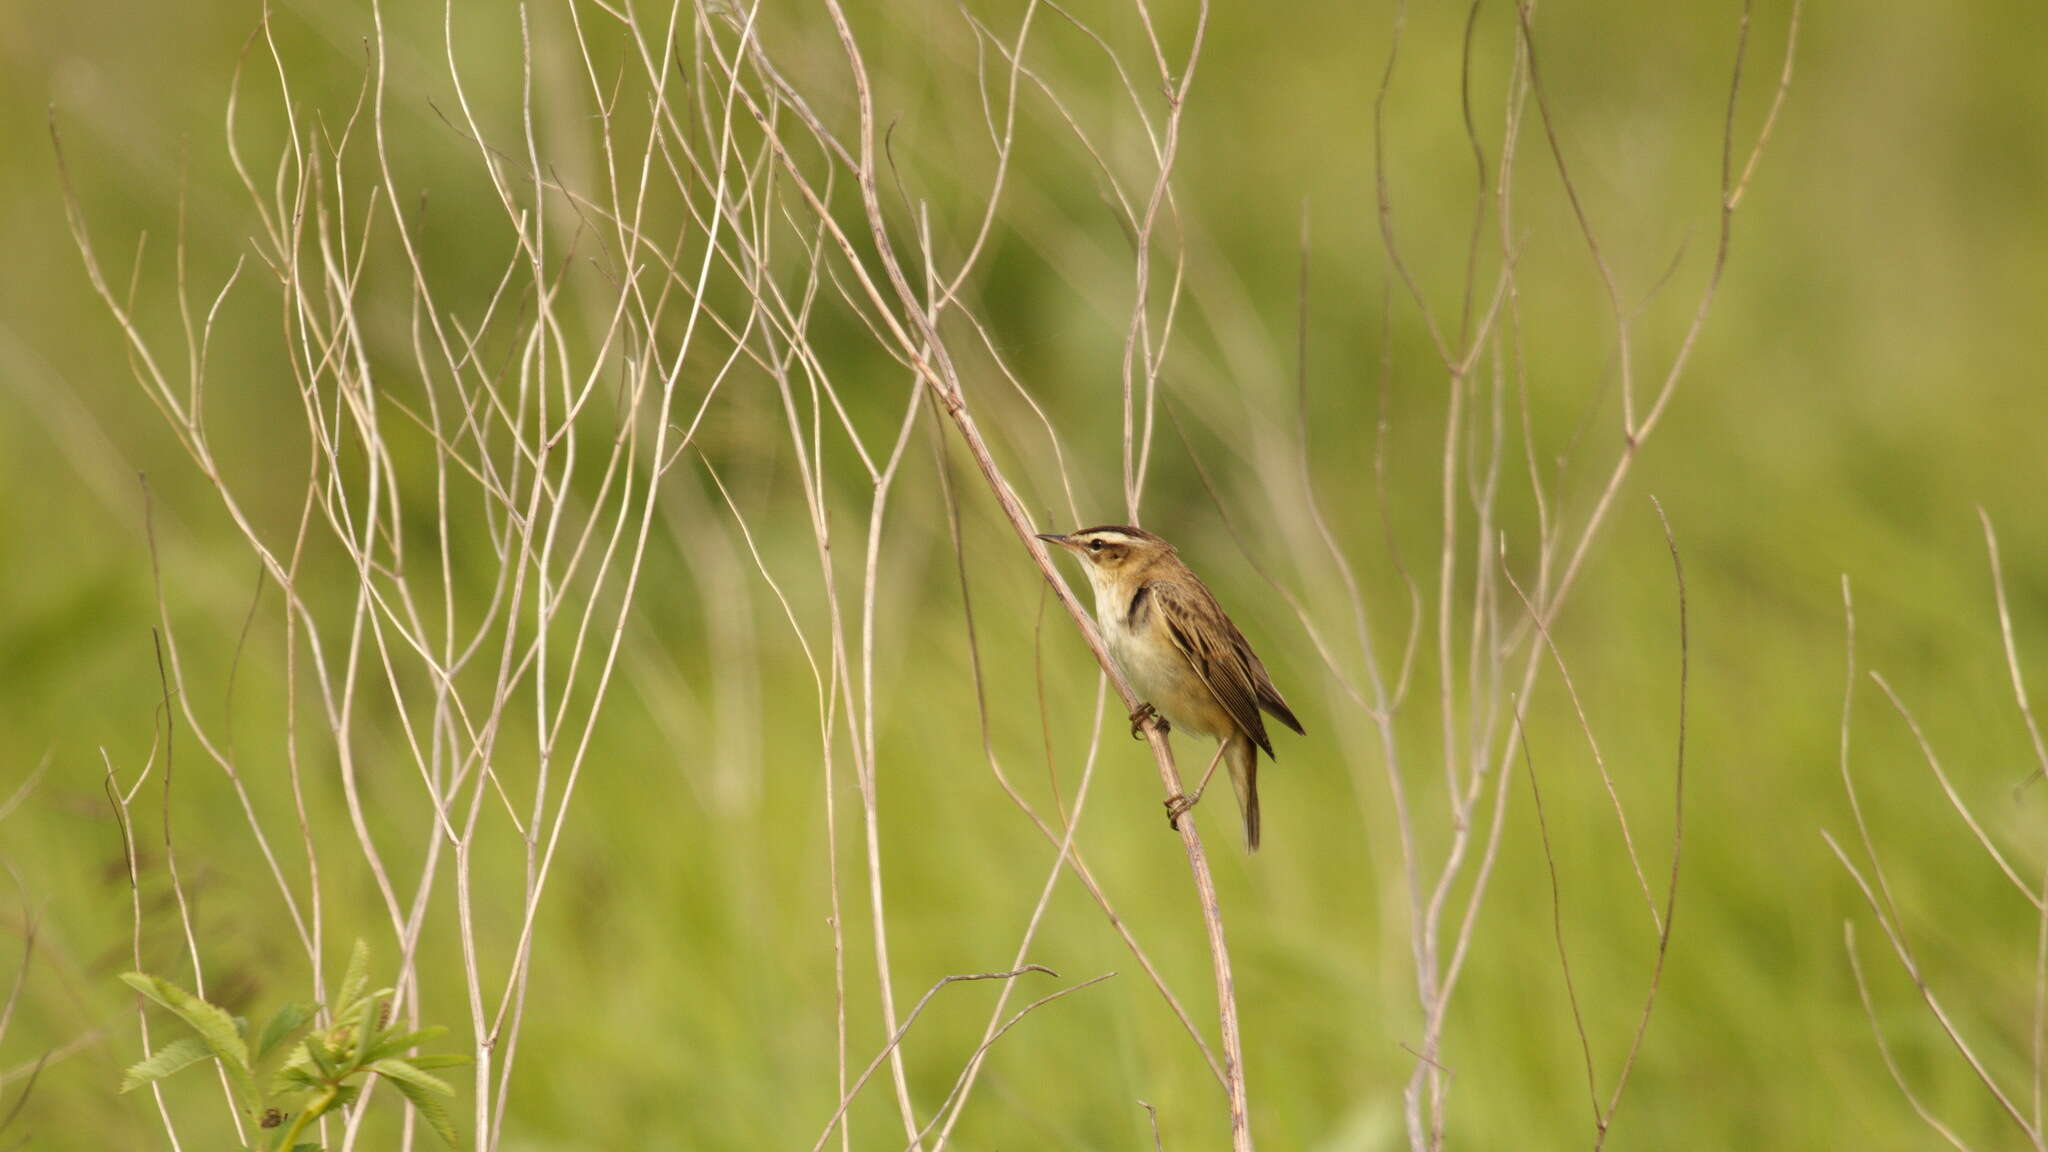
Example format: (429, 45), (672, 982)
(932, 396), (1253, 1150)
(1155, 760), (1252, 1149)
(278, 1083), (341, 1152)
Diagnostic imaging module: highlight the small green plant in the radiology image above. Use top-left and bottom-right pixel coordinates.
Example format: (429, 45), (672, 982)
(119, 940), (464, 1150)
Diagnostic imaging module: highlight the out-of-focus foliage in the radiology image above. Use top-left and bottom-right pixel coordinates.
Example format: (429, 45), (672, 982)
(3, 0), (2047, 1148)
(120, 940), (464, 1150)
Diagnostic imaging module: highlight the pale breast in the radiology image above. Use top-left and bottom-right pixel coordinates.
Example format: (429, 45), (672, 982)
(1096, 587), (1232, 740)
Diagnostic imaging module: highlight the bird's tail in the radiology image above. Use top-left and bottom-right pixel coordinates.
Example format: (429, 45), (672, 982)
(1226, 732), (1260, 853)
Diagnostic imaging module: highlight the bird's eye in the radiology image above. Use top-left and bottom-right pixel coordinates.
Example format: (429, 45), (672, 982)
(1088, 539), (1103, 552)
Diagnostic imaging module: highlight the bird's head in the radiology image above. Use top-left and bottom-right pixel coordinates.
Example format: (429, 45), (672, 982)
(1036, 525), (1173, 584)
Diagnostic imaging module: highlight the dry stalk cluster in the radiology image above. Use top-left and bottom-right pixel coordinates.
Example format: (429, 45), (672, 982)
(57, 0), (1798, 1148)
(1247, 2), (1797, 1148)
(61, 0), (773, 1144)
(1831, 513), (2048, 1152)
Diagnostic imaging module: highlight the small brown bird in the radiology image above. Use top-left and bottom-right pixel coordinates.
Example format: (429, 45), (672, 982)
(1038, 525), (1304, 851)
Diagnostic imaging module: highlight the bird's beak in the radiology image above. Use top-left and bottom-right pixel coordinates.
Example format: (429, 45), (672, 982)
(1036, 532), (1077, 552)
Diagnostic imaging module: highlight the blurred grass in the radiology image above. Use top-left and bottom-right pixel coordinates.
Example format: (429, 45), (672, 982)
(5, 0), (2048, 1148)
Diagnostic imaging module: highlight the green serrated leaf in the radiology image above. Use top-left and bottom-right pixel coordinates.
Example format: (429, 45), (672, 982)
(304, 1036), (337, 1081)
(256, 1002), (316, 1067)
(119, 973), (251, 1070)
(337, 994), (382, 1077)
(403, 1054), (470, 1071)
(361, 1025), (448, 1064)
(270, 1062), (322, 1095)
(370, 1058), (452, 1096)
(335, 939), (371, 1016)
(119, 1036), (214, 1092)
(371, 1059), (459, 1148)
(120, 972), (258, 1108)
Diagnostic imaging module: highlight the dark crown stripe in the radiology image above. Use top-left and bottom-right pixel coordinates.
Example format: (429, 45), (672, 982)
(1073, 524), (1169, 546)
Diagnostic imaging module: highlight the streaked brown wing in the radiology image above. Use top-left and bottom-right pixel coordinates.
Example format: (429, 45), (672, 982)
(1254, 666), (1305, 738)
(1152, 578), (1279, 757)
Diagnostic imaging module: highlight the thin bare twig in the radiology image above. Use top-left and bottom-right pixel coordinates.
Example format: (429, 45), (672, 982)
(1593, 497), (1688, 1148)
(1844, 922), (1973, 1151)
(810, 965), (1063, 1151)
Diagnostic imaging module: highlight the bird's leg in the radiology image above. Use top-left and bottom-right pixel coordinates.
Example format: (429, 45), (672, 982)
(1165, 741), (1230, 830)
(1128, 702), (1169, 741)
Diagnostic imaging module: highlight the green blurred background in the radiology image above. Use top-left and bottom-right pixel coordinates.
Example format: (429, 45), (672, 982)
(5, 0), (2048, 1148)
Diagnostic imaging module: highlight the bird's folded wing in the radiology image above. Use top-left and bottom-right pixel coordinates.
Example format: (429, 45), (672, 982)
(1255, 667), (1305, 737)
(1153, 579), (1276, 757)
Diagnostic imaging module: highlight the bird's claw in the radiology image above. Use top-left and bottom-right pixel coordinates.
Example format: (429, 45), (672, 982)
(1163, 792), (1198, 830)
(1129, 703), (1168, 740)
